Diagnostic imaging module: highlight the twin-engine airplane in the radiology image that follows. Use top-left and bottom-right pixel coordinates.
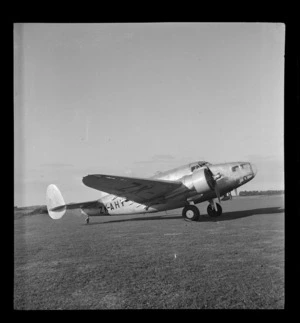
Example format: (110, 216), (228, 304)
(46, 161), (257, 223)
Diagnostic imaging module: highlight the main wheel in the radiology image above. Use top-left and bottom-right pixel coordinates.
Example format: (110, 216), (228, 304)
(182, 205), (200, 221)
(207, 203), (222, 217)
(85, 217), (90, 224)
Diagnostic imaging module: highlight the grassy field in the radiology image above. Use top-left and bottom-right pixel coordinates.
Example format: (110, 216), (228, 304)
(14, 195), (284, 309)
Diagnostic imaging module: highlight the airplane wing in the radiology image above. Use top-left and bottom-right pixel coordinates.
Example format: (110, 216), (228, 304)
(82, 174), (183, 204)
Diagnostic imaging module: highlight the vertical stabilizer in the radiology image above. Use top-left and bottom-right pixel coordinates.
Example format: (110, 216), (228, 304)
(46, 184), (66, 219)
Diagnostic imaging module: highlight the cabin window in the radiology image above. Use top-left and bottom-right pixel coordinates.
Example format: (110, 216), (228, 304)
(231, 165), (239, 172)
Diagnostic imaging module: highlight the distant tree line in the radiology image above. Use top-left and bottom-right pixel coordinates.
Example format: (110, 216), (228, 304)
(14, 205), (48, 215)
(239, 190), (284, 196)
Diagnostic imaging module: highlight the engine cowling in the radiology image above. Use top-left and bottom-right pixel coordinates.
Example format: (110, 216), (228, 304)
(183, 168), (215, 194)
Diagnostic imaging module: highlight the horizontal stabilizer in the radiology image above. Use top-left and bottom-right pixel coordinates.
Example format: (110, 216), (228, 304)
(51, 201), (100, 211)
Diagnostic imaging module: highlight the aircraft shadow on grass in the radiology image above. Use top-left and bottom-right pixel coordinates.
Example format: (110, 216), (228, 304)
(87, 206), (284, 225)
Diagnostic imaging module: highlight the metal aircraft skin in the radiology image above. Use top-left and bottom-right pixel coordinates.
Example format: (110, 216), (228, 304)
(46, 161), (257, 222)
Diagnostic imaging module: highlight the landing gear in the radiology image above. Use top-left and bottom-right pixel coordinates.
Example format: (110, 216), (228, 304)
(182, 205), (200, 221)
(207, 202), (222, 217)
(81, 209), (90, 224)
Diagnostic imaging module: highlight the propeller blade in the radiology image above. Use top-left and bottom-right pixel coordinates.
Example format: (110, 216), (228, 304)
(206, 166), (222, 204)
(215, 184), (221, 204)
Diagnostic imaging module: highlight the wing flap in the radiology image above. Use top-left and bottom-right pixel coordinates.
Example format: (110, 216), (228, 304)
(82, 174), (183, 204)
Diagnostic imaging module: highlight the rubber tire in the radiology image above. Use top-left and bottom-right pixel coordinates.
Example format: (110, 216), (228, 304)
(86, 217), (90, 224)
(182, 205), (200, 221)
(207, 203), (222, 217)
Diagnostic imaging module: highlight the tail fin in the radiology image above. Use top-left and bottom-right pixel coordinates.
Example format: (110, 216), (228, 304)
(46, 184), (66, 219)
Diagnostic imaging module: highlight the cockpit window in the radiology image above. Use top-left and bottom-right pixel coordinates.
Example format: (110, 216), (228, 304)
(240, 163), (250, 169)
(191, 164), (200, 172)
(232, 165), (239, 172)
(191, 161), (210, 172)
(198, 161), (211, 167)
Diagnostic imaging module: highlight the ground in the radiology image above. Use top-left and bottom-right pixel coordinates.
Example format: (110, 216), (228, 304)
(14, 195), (284, 309)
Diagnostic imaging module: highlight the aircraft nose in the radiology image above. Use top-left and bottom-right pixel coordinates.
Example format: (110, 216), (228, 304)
(251, 163), (257, 176)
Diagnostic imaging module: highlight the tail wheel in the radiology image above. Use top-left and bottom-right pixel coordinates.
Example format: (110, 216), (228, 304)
(207, 203), (222, 217)
(182, 205), (200, 221)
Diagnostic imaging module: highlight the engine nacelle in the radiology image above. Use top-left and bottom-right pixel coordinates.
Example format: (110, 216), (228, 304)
(183, 168), (215, 194)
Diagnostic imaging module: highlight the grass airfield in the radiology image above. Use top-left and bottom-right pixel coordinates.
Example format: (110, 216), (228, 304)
(14, 195), (284, 309)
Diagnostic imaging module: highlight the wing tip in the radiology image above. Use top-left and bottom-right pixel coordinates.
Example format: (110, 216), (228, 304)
(82, 174), (91, 182)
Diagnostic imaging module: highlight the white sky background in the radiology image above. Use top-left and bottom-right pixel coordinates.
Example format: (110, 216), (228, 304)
(14, 23), (285, 206)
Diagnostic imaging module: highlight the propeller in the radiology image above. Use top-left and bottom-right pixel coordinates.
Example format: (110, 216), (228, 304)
(206, 167), (222, 204)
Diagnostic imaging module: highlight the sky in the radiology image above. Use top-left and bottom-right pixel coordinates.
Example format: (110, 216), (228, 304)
(14, 23), (285, 207)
